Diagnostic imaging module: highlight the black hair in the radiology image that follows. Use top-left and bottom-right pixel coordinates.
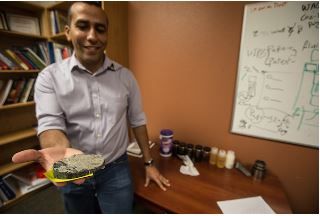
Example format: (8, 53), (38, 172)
(67, 1), (108, 26)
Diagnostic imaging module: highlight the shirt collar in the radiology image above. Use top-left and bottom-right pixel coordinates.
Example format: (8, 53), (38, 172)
(69, 52), (116, 75)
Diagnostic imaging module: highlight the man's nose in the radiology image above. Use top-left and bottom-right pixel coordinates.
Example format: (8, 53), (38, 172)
(87, 27), (98, 42)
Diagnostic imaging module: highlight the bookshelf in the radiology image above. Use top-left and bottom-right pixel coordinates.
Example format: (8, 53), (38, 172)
(0, 1), (129, 211)
(0, 2), (48, 210)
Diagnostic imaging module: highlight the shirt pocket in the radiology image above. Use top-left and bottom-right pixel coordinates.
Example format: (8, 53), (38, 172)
(104, 96), (128, 124)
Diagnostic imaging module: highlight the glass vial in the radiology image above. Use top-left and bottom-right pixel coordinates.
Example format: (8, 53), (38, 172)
(209, 147), (218, 165)
(194, 145), (203, 162)
(202, 147), (211, 162)
(225, 150), (235, 169)
(217, 149), (226, 168)
(186, 144), (194, 159)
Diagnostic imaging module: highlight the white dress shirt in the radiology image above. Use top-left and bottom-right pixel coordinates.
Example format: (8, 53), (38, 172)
(35, 53), (147, 163)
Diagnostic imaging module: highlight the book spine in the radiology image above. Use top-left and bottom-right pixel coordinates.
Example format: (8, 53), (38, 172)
(0, 178), (15, 200)
(47, 42), (56, 64)
(0, 51), (19, 70)
(0, 58), (9, 70)
(25, 48), (46, 68)
(0, 186), (8, 202)
(0, 79), (13, 105)
(19, 78), (35, 103)
(0, 11), (9, 30)
(4, 79), (24, 104)
(14, 50), (35, 70)
(5, 49), (29, 70)
(27, 82), (35, 102)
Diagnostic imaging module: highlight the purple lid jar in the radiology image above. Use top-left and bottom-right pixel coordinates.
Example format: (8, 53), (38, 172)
(159, 129), (173, 157)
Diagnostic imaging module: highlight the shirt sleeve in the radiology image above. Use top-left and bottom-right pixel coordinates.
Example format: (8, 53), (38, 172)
(35, 67), (66, 135)
(126, 70), (147, 128)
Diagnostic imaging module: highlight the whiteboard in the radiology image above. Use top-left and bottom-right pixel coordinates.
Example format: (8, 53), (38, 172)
(231, 2), (319, 148)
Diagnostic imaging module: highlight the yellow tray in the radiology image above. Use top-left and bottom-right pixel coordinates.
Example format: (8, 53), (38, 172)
(44, 169), (93, 183)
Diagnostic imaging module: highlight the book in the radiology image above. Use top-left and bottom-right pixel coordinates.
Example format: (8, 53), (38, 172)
(0, 186), (8, 202)
(0, 11), (9, 30)
(0, 58), (9, 70)
(47, 42), (56, 63)
(0, 79), (13, 105)
(19, 78), (35, 103)
(0, 177), (16, 200)
(54, 10), (68, 33)
(0, 50), (20, 70)
(27, 82), (35, 102)
(24, 48), (46, 69)
(4, 79), (26, 104)
(5, 49), (29, 70)
(3, 165), (50, 194)
(38, 42), (50, 65)
(14, 50), (35, 69)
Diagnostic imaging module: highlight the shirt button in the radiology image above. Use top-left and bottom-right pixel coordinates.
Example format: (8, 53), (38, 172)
(95, 113), (101, 118)
(96, 133), (101, 138)
(92, 93), (97, 98)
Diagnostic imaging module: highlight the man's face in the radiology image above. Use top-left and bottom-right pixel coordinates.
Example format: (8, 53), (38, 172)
(65, 3), (108, 68)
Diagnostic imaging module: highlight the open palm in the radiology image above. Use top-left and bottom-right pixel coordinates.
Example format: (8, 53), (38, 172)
(12, 147), (84, 186)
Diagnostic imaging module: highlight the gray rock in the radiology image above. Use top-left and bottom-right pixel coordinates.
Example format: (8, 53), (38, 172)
(53, 154), (105, 179)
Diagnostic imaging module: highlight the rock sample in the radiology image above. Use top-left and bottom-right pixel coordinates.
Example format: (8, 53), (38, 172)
(53, 154), (105, 179)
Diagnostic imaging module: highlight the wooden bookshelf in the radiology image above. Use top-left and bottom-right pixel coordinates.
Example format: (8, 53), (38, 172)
(0, 181), (51, 212)
(0, 30), (47, 40)
(50, 32), (69, 44)
(0, 128), (36, 147)
(0, 102), (35, 111)
(1, 2), (45, 12)
(47, 1), (73, 11)
(0, 162), (34, 177)
(0, 70), (39, 79)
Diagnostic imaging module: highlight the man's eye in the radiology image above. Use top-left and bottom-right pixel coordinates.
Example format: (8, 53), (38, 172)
(76, 24), (88, 30)
(96, 26), (106, 33)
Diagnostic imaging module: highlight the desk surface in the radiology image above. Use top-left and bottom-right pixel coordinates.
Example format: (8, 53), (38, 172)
(129, 146), (292, 214)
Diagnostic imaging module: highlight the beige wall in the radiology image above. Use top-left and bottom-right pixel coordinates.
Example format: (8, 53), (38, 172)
(128, 2), (319, 213)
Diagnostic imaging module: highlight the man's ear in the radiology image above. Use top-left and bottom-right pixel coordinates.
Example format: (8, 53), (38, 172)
(64, 25), (71, 41)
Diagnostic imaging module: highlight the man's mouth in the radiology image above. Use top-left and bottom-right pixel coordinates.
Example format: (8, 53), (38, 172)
(83, 46), (101, 51)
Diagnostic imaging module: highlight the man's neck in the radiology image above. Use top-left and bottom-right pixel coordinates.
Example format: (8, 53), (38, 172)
(76, 56), (105, 74)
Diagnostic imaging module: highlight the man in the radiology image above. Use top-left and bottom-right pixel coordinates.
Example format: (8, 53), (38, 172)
(12, 1), (170, 213)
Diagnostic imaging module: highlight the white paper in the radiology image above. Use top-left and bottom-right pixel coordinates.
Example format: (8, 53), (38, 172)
(217, 196), (275, 214)
(127, 140), (155, 158)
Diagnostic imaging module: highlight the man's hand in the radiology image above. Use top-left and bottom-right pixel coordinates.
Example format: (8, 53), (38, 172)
(144, 166), (170, 191)
(12, 147), (85, 186)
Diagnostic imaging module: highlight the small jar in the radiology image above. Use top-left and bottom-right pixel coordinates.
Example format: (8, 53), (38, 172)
(159, 129), (173, 157)
(217, 149), (226, 168)
(186, 144), (194, 159)
(225, 150), (235, 169)
(194, 145), (203, 162)
(177, 142), (187, 156)
(202, 147), (211, 162)
(209, 147), (218, 165)
(252, 160), (266, 180)
(172, 140), (180, 156)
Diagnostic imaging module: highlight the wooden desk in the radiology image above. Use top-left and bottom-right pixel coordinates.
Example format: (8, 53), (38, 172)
(129, 146), (292, 213)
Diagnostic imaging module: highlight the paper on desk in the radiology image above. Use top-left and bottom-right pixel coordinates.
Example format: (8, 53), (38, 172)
(127, 140), (155, 158)
(217, 196), (275, 214)
(178, 155), (199, 176)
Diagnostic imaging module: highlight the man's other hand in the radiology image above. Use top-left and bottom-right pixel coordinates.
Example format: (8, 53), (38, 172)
(144, 166), (170, 191)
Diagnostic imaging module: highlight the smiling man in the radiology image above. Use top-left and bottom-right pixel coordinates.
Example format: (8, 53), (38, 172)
(12, 1), (170, 214)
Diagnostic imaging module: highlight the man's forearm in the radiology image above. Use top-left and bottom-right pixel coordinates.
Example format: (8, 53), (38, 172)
(39, 129), (70, 149)
(132, 125), (152, 162)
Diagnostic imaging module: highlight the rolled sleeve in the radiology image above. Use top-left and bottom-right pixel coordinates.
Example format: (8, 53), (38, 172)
(35, 69), (66, 135)
(126, 71), (147, 128)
